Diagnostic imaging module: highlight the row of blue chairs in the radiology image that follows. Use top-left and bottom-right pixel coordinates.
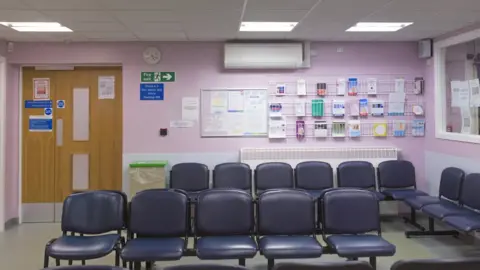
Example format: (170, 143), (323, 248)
(44, 188), (396, 270)
(43, 258), (480, 270)
(172, 160), (426, 201)
(402, 168), (480, 238)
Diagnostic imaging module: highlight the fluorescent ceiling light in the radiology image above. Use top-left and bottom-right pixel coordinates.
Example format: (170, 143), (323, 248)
(240, 22), (298, 32)
(346, 22), (413, 32)
(0, 22), (72, 32)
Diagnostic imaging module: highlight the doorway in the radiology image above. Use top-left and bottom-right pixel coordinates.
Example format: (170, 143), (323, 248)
(21, 67), (123, 222)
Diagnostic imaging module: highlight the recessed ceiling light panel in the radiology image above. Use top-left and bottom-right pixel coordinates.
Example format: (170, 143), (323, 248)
(240, 22), (298, 32)
(346, 22), (413, 32)
(0, 22), (72, 32)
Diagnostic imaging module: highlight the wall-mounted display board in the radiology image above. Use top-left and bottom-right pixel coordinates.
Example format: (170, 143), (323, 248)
(201, 88), (268, 137)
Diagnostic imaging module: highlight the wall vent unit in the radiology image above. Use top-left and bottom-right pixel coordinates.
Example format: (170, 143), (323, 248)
(224, 42), (310, 69)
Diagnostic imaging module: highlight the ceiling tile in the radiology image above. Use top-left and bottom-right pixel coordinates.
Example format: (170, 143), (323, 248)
(22, 0), (103, 10)
(0, 10), (51, 22)
(242, 10), (309, 22)
(112, 11), (179, 23)
(246, 0), (319, 10)
(387, 0), (480, 12)
(80, 31), (137, 39)
(126, 22), (183, 32)
(236, 32), (288, 40)
(0, 0), (30, 9)
(135, 31), (187, 41)
(42, 10), (117, 23)
(101, 0), (244, 10)
(62, 22), (127, 32)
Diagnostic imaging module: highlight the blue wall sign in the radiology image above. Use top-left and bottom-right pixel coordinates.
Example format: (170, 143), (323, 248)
(25, 100), (52, 108)
(140, 83), (164, 100)
(29, 116), (53, 132)
(44, 108), (52, 116)
(57, 100), (65, 109)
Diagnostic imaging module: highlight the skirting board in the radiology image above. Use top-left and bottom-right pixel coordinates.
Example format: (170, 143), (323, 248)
(4, 217), (19, 230)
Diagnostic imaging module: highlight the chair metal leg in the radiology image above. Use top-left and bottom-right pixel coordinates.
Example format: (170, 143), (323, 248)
(82, 260), (86, 265)
(402, 207), (426, 231)
(68, 260), (73, 265)
(43, 252), (49, 268)
(239, 258), (246, 266)
(55, 259), (60, 266)
(134, 262), (141, 270)
(405, 217), (459, 238)
(129, 262), (133, 270)
(115, 243), (120, 266)
(146, 262), (153, 270)
(122, 260), (127, 268)
(369, 257), (377, 270)
(268, 259), (275, 270)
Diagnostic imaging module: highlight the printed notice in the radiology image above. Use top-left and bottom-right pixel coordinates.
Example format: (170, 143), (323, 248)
(33, 78), (50, 100)
(98, 76), (115, 99)
(451, 80), (470, 108)
(182, 97), (199, 121)
(170, 120), (194, 128)
(227, 91), (244, 112)
(469, 79), (480, 107)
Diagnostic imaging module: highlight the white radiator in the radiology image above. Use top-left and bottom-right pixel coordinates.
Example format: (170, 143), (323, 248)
(240, 147), (399, 169)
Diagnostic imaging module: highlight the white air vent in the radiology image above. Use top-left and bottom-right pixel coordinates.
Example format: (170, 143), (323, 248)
(224, 43), (308, 69)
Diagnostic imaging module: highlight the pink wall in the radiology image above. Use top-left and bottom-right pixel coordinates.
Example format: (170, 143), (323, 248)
(5, 41), (427, 219)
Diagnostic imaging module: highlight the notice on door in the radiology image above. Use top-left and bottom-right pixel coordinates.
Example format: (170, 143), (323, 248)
(98, 76), (115, 99)
(29, 115), (53, 132)
(33, 78), (50, 100)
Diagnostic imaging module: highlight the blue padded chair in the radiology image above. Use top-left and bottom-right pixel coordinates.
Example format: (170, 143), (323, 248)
(257, 189), (322, 270)
(337, 161), (385, 200)
(121, 189), (189, 268)
(404, 167), (465, 210)
(44, 267), (125, 270)
(164, 265), (249, 270)
(442, 173), (480, 232)
(391, 258), (480, 270)
(377, 160), (427, 200)
(295, 161), (333, 199)
(195, 189), (257, 265)
(321, 188), (395, 270)
(170, 163), (209, 201)
(213, 163), (252, 193)
(44, 191), (125, 268)
(254, 162), (294, 196)
(273, 262), (373, 270)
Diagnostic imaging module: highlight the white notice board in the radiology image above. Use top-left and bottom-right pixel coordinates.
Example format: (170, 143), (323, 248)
(201, 88), (268, 137)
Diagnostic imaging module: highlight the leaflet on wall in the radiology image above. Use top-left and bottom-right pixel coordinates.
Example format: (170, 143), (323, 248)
(182, 97), (199, 121)
(348, 120), (361, 137)
(367, 78), (377, 95)
(461, 107), (471, 134)
(395, 78), (405, 93)
(388, 92), (405, 116)
(227, 91), (244, 112)
(33, 78), (50, 100)
(336, 78), (346, 96)
(451, 80), (470, 108)
(210, 92), (228, 113)
(469, 79), (480, 107)
(98, 76), (115, 99)
(297, 79), (307, 96)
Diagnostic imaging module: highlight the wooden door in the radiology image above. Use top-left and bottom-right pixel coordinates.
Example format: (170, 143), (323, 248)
(21, 67), (123, 223)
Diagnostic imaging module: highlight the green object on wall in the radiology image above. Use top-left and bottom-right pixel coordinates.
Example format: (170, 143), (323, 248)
(129, 160), (168, 168)
(312, 99), (324, 117)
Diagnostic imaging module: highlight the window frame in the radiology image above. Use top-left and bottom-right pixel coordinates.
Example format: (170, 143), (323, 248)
(434, 27), (480, 143)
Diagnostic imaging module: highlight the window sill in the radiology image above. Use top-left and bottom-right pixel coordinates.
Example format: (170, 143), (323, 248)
(436, 131), (480, 144)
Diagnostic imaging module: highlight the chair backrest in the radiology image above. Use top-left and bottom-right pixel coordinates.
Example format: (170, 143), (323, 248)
(258, 189), (315, 235)
(377, 160), (416, 189)
(129, 189), (188, 237)
(438, 167), (465, 201)
(255, 162), (294, 194)
(170, 163), (209, 192)
(295, 161), (333, 191)
(459, 173), (480, 210)
(391, 258), (480, 270)
(62, 191), (124, 234)
(196, 189), (254, 236)
(322, 188), (380, 234)
(274, 262), (373, 270)
(213, 163), (251, 192)
(337, 161), (376, 189)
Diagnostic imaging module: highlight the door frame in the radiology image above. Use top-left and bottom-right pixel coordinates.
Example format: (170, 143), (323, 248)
(17, 64), (123, 224)
(0, 55), (6, 231)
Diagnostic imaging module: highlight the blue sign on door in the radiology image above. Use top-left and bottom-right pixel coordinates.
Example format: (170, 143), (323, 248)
(44, 108), (52, 116)
(25, 100), (53, 108)
(29, 116), (53, 132)
(140, 83), (164, 100)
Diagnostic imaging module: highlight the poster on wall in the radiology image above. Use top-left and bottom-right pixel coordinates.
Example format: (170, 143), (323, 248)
(33, 78), (50, 100)
(182, 97), (199, 121)
(98, 76), (115, 99)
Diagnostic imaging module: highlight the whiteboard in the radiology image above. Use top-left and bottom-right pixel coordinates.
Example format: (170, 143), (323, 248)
(201, 88), (268, 137)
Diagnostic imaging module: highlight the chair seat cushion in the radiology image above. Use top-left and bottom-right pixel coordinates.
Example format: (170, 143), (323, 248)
(196, 236), (257, 259)
(404, 196), (441, 210)
(382, 189), (428, 200)
(47, 234), (120, 260)
(121, 238), (184, 261)
(326, 235), (396, 258)
(443, 214), (480, 232)
(258, 236), (322, 259)
(421, 202), (471, 219)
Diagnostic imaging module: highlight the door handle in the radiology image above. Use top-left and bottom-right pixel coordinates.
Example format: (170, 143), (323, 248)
(56, 119), (63, 146)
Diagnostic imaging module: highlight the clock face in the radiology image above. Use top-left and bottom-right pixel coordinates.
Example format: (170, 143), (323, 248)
(143, 47), (161, 65)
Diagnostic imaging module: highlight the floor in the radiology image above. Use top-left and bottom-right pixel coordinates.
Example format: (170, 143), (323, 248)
(1, 217), (479, 270)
